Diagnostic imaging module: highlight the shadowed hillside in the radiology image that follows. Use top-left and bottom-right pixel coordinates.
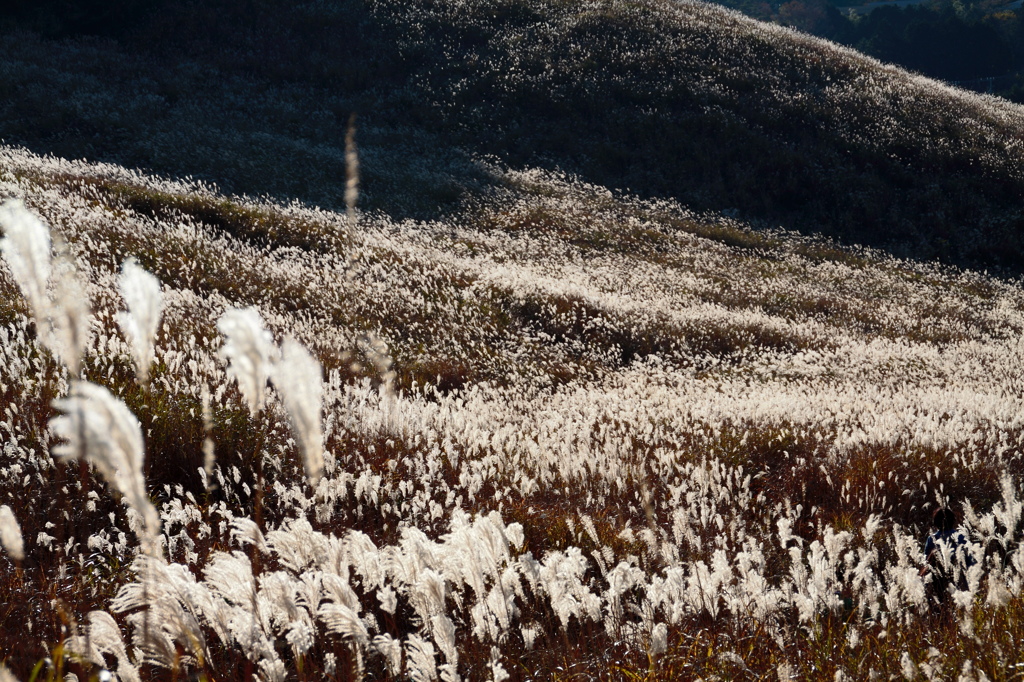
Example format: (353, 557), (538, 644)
(1, 0), (1024, 270)
(6, 0), (1024, 270)
(371, 0), (1024, 268)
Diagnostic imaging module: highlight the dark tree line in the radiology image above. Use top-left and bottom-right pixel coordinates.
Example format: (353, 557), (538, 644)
(721, 0), (1021, 91)
(849, 3), (1014, 81)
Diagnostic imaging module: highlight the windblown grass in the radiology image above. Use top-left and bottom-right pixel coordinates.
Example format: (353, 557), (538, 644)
(1, 144), (1024, 680)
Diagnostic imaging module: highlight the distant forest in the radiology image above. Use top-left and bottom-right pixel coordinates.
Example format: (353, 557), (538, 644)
(717, 0), (1024, 99)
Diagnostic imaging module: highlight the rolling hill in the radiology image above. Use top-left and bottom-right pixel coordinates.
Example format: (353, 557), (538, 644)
(1, 1), (1024, 680)
(2, 0), (1024, 268)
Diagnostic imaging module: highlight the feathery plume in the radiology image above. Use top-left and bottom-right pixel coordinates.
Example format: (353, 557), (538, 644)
(489, 646), (509, 682)
(259, 659), (287, 682)
(0, 663), (18, 682)
(431, 614), (458, 666)
(272, 337), (324, 486)
(230, 517), (268, 553)
(201, 385), (216, 485)
(65, 611), (142, 682)
(50, 381), (160, 551)
(46, 249), (91, 376)
(901, 652), (919, 681)
(648, 622), (668, 658)
(0, 200), (91, 374)
(378, 586), (397, 613)
(345, 114), (359, 225)
(218, 307), (275, 416)
(373, 634), (403, 676)
(359, 332), (396, 394)
(405, 634), (438, 682)
(117, 259), (163, 385)
(0, 199), (51, 320)
(318, 602), (369, 647)
(0, 505), (24, 561)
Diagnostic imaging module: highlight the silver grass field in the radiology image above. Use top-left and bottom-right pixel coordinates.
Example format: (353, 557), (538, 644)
(1, 132), (1023, 680)
(2, 4), (1024, 675)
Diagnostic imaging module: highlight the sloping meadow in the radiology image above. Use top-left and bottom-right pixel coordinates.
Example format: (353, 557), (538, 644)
(1, 145), (1024, 679)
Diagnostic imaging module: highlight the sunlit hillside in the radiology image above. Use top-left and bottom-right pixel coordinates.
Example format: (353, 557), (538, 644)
(2, 0), (1024, 680)
(2, 136), (1024, 678)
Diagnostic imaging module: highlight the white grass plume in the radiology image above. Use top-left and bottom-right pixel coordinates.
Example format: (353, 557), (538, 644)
(0, 663), (18, 682)
(0, 505), (24, 561)
(117, 259), (164, 386)
(111, 555), (211, 671)
(46, 249), (91, 376)
(373, 634), (402, 676)
(50, 381), (160, 552)
(406, 633), (439, 682)
(359, 332), (396, 394)
(318, 602), (369, 648)
(272, 337), (324, 486)
(648, 622), (668, 658)
(0, 200), (90, 375)
(65, 611), (142, 682)
(489, 646), (509, 682)
(218, 307), (324, 484)
(218, 307), (275, 416)
(0, 199), (50, 320)
(345, 114), (360, 225)
(431, 614), (458, 667)
(201, 385), (216, 485)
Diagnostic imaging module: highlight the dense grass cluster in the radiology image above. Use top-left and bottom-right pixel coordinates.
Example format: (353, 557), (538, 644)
(2, 141), (1024, 680)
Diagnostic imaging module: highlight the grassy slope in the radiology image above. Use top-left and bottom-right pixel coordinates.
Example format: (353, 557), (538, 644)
(368, 0), (1024, 268)
(2, 0), (1024, 269)
(1, 145), (1023, 679)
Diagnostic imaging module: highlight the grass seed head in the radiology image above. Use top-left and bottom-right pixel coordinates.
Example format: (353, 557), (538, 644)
(117, 259), (164, 386)
(50, 380), (160, 552)
(217, 306), (275, 417)
(0, 199), (51, 321)
(272, 336), (325, 487)
(0, 505), (24, 561)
